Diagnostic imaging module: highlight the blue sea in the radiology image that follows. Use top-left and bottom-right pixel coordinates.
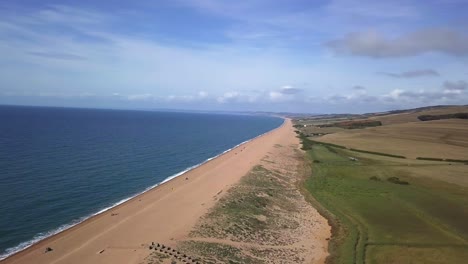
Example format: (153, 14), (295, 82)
(0, 105), (282, 259)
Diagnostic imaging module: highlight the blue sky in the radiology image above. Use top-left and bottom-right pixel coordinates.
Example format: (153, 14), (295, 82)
(0, 0), (467, 113)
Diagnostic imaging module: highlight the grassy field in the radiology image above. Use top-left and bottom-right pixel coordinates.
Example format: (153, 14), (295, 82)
(303, 143), (468, 264)
(316, 119), (468, 160)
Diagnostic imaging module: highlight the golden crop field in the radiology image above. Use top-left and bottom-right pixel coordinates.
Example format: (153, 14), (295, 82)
(317, 119), (468, 160)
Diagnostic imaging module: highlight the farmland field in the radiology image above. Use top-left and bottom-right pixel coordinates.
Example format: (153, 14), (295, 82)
(367, 106), (468, 125)
(316, 119), (468, 160)
(303, 143), (468, 264)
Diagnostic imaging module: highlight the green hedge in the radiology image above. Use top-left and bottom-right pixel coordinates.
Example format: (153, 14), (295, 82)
(417, 157), (468, 163)
(418, 113), (468, 121)
(296, 132), (347, 151)
(349, 148), (406, 159)
(416, 157), (444, 161)
(307, 139), (347, 149)
(445, 159), (468, 163)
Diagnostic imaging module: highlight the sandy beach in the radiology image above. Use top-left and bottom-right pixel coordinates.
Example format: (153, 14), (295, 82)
(2, 118), (329, 264)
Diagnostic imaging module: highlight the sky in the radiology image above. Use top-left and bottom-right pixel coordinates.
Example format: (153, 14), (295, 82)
(0, 0), (468, 113)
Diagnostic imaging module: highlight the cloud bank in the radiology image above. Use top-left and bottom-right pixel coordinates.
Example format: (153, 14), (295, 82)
(377, 69), (440, 78)
(327, 29), (468, 58)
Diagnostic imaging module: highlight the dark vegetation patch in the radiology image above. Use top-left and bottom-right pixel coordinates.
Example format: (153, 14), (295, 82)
(296, 131), (346, 151)
(178, 241), (261, 264)
(417, 157), (468, 163)
(297, 130), (406, 160)
(445, 159), (468, 163)
(416, 157), (444, 161)
(296, 131), (314, 151)
(387, 177), (409, 185)
(317, 120), (382, 129)
(369, 176), (381, 182)
(349, 148), (406, 159)
(418, 113), (468, 121)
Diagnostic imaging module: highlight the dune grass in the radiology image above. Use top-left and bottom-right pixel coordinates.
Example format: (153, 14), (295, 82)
(180, 165), (309, 263)
(303, 144), (468, 264)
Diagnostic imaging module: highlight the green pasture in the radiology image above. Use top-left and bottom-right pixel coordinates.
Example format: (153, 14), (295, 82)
(303, 144), (468, 264)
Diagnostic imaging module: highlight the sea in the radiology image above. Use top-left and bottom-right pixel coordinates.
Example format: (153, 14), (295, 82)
(0, 105), (283, 260)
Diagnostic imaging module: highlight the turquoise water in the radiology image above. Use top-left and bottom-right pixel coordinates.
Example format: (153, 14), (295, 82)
(0, 105), (283, 259)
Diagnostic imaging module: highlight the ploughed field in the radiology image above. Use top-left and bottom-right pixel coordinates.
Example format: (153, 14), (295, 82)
(303, 143), (468, 264)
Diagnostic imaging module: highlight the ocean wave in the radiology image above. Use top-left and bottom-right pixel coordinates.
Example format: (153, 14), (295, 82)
(0, 118), (284, 261)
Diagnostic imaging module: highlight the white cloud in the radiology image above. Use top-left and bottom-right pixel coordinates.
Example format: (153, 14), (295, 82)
(323, 80), (468, 110)
(217, 91), (241, 103)
(165, 91), (210, 102)
(127, 93), (154, 101)
(279, 85), (303, 94)
(198, 91), (208, 98)
(0, 4), (318, 103)
(268, 91), (287, 102)
(216, 88), (299, 104)
(387, 89), (405, 100)
(126, 91), (210, 102)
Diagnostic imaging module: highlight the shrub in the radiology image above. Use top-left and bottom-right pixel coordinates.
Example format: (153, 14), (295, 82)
(298, 132), (314, 150)
(317, 120), (382, 129)
(445, 159), (468, 163)
(369, 176), (381, 181)
(416, 157), (444, 161)
(387, 177), (409, 185)
(418, 113), (468, 121)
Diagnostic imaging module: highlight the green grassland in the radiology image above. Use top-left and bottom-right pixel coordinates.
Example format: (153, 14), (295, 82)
(303, 143), (468, 264)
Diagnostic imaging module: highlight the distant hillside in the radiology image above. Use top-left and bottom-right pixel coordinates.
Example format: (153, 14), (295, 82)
(366, 105), (468, 125)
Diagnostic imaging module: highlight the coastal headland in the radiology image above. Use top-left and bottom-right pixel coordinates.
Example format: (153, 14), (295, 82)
(2, 118), (330, 264)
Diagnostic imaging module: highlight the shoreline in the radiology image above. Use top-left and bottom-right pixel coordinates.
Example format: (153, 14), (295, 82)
(2, 118), (287, 264)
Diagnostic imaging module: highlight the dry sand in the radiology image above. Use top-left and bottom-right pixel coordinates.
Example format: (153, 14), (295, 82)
(2, 119), (329, 264)
(171, 130), (331, 263)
